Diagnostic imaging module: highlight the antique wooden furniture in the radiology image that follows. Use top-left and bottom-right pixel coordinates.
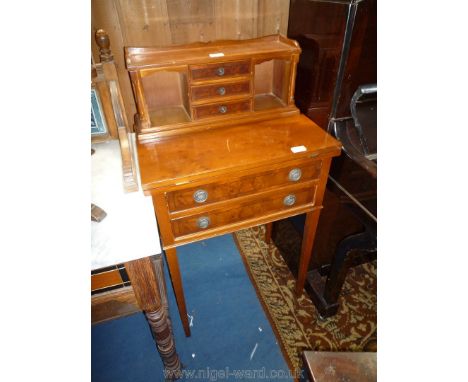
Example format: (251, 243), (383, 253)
(302, 351), (376, 382)
(125, 35), (341, 337)
(91, 0), (291, 135)
(286, 0), (377, 317)
(125, 35), (302, 139)
(92, 29), (138, 192)
(92, 31), (181, 379)
(307, 85), (377, 317)
(288, 0), (377, 130)
(91, 138), (182, 379)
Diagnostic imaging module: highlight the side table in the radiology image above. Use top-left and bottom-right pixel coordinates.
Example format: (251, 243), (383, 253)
(91, 138), (181, 379)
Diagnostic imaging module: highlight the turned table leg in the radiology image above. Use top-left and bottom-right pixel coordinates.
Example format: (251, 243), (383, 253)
(164, 248), (191, 337)
(296, 209), (322, 295)
(125, 255), (182, 379)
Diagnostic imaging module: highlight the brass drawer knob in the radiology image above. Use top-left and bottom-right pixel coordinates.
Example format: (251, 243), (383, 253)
(216, 67), (225, 76)
(217, 86), (226, 96)
(283, 194), (296, 206)
(193, 189), (208, 203)
(197, 216), (211, 229)
(219, 105), (227, 114)
(288, 168), (302, 181)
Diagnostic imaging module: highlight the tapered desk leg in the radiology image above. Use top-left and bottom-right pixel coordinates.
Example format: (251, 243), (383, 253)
(164, 248), (191, 337)
(265, 222), (273, 244)
(125, 256), (182, 380)
(296, 209), (322, 295)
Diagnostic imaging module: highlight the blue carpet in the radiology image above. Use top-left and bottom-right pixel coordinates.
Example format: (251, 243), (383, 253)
(92, 233), (293, 381)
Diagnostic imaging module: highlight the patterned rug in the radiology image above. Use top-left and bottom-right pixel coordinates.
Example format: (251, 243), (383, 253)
(233, 224), (377, 373)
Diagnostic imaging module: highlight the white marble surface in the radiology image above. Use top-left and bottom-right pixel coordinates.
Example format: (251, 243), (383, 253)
(91, 135), (161, 270)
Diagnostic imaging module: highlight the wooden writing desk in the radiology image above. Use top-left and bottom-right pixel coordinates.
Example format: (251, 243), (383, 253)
(126, 35), (341, 337)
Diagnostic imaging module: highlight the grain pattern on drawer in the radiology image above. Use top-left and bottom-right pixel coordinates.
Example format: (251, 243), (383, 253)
(190, 60), (251, 81)
(166, 159), (322, 212)
(171, 185), (317, 237)
(191, 80), (251, 102)
(192, 100), (251, 120)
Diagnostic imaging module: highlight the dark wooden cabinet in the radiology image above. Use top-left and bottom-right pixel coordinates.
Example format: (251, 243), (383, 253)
(287, 0), (377, 269)
(288, 0), (377, 129)
(287, 1), (377, 317)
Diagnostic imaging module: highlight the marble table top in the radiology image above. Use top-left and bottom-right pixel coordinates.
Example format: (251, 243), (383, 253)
(91, 134), (161, 270)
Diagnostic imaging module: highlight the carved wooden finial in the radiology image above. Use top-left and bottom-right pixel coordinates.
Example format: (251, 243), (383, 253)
(95, 29), (113, 62)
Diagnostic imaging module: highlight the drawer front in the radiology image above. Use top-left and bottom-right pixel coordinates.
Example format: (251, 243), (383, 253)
(192, 99), (251, 120)
(171, 185), (317, 238)
(166, 159), (322, 212)
(190, 60), (250, 81)
(191, 80), (251, 102)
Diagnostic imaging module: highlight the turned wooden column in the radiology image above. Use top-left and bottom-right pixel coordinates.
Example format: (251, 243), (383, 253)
(125, 255), (182, 380)
(95, 29), (113, 63)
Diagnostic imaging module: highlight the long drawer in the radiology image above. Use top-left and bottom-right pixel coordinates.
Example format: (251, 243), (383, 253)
(170, 184), (317, 238)
(166, 159), (322, 212)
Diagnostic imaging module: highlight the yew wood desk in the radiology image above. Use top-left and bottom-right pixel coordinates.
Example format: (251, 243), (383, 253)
(137, 115), (341, 336)
(126, 35), (341, 336)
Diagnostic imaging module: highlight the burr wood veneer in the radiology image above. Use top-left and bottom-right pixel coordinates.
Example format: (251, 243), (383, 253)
(126, 36), (341, 337)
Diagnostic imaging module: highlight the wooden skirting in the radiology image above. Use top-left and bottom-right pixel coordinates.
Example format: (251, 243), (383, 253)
(91, 286), (140, 324)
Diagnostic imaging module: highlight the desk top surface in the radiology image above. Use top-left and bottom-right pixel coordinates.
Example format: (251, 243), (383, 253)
(91, 137), (161, 270)
(137, 114), (341, 190)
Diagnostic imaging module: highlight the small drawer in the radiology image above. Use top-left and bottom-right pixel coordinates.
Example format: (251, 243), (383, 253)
(192, 99), (251, 120)
(166, 159), (322, 212)
(191, 80), (251, 102)
(190, 60), (250, 81)
(170, 186), (317, 238)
